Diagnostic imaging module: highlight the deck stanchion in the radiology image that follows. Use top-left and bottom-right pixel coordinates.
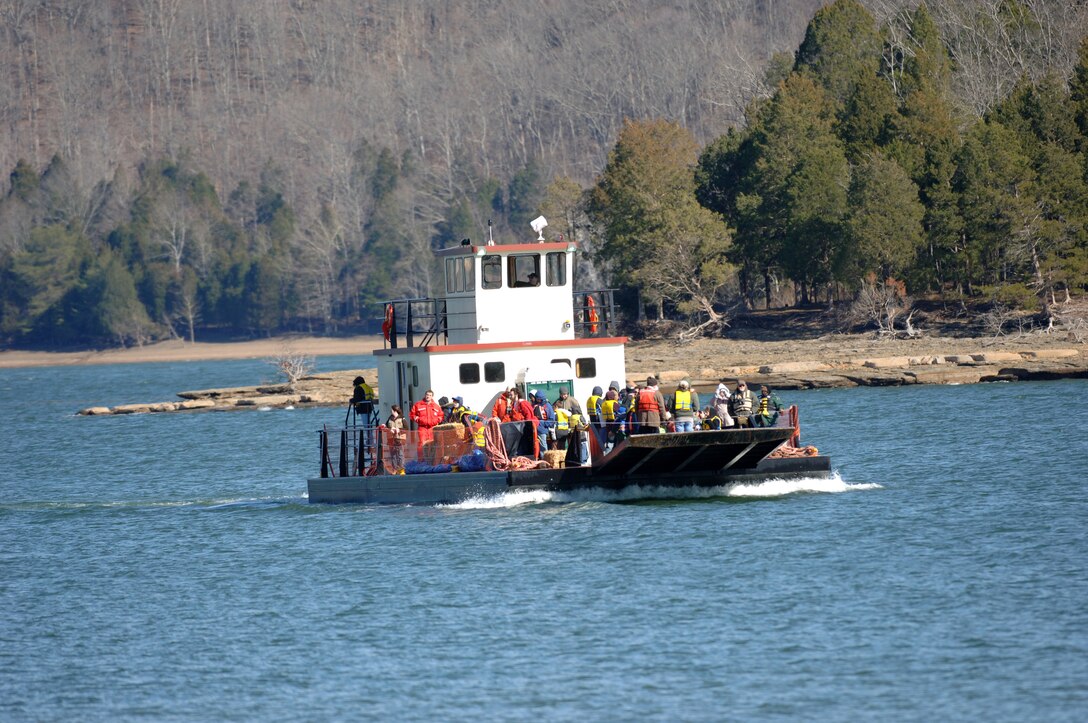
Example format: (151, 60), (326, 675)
(339, 430), (349, 477)
(320, 429), (330, 478)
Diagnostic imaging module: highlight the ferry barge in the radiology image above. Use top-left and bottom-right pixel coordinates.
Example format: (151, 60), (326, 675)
(307, 225), (830, 505)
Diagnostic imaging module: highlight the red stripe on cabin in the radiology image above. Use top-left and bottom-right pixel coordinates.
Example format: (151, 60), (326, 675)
(374, 336), (627, 356)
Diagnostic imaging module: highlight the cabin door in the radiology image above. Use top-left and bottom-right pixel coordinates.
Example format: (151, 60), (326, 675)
(396, 361), (414, 413)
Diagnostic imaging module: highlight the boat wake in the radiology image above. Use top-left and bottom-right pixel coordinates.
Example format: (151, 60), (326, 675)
(439, 472), (879, 510)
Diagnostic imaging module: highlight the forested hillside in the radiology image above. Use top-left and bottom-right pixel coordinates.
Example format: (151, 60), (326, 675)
(1, 0), (1086, 346)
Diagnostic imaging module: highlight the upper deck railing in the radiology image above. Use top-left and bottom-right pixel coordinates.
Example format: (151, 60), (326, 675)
(378, 289), (619, 350)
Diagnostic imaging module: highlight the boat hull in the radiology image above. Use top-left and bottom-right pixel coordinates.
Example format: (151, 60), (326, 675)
(306, 456), (831, 505)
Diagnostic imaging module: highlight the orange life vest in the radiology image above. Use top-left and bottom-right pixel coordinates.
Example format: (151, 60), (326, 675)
(637, 388), (659, 413)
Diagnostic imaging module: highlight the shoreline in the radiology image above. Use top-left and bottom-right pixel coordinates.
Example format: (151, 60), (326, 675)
(0, 335), (385, 369)
(55, 331), (1085, 416)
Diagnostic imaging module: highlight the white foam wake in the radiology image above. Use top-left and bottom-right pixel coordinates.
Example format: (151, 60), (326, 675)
(439, 472), (879, 509)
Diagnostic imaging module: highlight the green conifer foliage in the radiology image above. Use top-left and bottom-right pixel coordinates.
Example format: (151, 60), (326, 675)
(589, 119), (733, 323)
(794, 0), (882, 111)
(846, 154), (925, 282)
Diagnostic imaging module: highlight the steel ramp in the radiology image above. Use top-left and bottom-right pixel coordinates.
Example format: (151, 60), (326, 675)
(592, 428), (793, 477)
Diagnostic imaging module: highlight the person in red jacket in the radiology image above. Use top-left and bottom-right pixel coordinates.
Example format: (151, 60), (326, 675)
(409, 390), (444, 443)
(509, 387), (534, 422)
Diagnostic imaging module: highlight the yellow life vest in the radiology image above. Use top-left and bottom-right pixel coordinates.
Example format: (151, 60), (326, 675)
(674, 389), (692, 412)
(472, 422), (486, 447)
(600, 399), (617, 422)
(569, 413), (583, 431)
(555, 408), (570, 432)
(586, 394), (602, 420)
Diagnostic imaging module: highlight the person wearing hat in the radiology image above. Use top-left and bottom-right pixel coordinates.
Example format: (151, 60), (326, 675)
(633, 376), (667, 435)
(753, 385), (785, 427)
(409, 390), (444, 443)
(531, 390), (556, 458)
(447, 395), (467, 424)
(668, 380), (700, 433)
(714, 380), (734, 428)
(351, 376), (374, 420)
(729, 380), (755, 428)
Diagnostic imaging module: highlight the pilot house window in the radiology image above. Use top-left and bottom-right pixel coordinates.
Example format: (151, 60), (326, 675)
(481, 255), (502, 289)
(546, 252), (566, 287)
(508, 254), (540, 288)
(445, 257), (475, 294)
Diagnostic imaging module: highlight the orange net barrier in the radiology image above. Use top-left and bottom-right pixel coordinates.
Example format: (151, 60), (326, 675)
(378, 424), (478, 474)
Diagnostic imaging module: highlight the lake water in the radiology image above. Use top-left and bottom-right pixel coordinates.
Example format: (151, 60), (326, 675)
(1, 359), (1086, 721)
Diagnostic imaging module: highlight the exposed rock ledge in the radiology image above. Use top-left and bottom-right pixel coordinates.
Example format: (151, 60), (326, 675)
(635, 347), (1087, 394)
(77, 344), (1086, 416)
(79, 369), (374, 416)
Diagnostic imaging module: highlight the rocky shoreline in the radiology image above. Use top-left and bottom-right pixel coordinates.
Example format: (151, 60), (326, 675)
(76, 340), (1086, 416)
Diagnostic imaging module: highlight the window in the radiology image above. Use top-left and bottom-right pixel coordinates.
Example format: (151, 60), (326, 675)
(484, 362), (505, 383)
(481, 255), (502, 289)
(551, 358), (571, 367)
(459, 363), (480, 384)
(575, 358), (596, 378)
(546, 252), (567, 287)
(507, 254), (540, 288)
(445, 257), (475, 294)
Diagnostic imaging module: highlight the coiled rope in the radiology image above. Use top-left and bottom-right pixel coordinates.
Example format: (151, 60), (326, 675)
(483, 417), (547, 471)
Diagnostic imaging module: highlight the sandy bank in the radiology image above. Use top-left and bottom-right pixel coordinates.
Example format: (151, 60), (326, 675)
(0, 335), (384, 369)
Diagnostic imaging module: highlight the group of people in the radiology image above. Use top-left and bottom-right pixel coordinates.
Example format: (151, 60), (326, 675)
(369, 375), (786, 464)
(580, 377), (786, 452)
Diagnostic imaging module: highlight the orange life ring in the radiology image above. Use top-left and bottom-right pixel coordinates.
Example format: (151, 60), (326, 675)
(381, 303), (394, 341)
(586, 295), (599, 334)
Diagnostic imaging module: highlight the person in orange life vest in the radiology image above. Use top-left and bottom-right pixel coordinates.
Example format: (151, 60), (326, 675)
(531, 390), (556, 457)
(409, 390), (444, 443)
(633, 376), (667, 434)
(510, 388), (534, 422)
(491, 388), (514, 422)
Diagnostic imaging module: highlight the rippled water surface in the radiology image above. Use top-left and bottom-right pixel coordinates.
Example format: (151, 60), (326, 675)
(2, 360), (1086, 721)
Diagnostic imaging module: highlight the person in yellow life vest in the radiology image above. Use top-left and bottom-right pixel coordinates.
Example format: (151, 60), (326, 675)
(600, 394), (618, 451)
(552, 387), (582, 452)
(456, 407), (486, 447)
(553, 407), (571, 450)
(448, 396), (468, 425)
(585, 385), (605, 449)
(753, 385), (785, 427)
(699, 406), (722, 430)
(668, 380), (700, 433)
(351, 376), (374, 419)
(567, 411), (590, 465)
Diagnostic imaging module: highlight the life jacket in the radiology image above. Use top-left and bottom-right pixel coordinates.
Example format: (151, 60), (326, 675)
(450, 404), (467, 423)
(555, 408), (570, 432)
(586, 394), (602, 421)
(731, 389), (753, 415)
(702, 414), (721, 430)
(673, 389), (692, 413)
(533, 401), (554, 428)
(458, 408), (477, 425)
(758, 396), (770, 416)
(569, 413), (583, 431)
(600, 399), (617, 422)
(513, 399), (535, 422)
(637, 388), (659, 413)
(492, 397), (510, 421)
(472, 421), (486, 447)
